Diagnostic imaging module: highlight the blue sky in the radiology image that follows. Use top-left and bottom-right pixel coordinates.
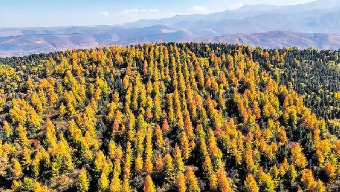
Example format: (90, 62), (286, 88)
(0, 0), (316, 28)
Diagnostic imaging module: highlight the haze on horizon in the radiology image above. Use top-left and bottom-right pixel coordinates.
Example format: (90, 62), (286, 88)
(0, 0), (317, 28)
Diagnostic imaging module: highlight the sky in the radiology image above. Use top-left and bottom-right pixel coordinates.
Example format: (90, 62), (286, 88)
(0, 0), (317, 28)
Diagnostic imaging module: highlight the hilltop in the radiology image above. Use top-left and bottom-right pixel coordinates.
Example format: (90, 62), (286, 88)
(1, 43), (340, 191)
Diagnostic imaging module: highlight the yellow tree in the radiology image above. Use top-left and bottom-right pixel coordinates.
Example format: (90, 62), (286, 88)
(135, 154), (143, 173)
(176, 172), (186, 192)
(155, 154), (164, 172)
(143, 175), (156, 192)
(2, 121), (13, 139)
(110, 172), (122, 192)
(185, 167), (200, 192)
(301, 169), (317, 190)
(98, 172), (109, 191)
(217, 169), (233, 192)
(76, 168), (89, 192)
(17, 124), (30, 146)
(164, 154), (174, 183)
(244, 174), (259, 192)
(291, 144), (307, 169)
(173, 145), (185, 174)
(180, 131), (190, 161)
(258, 169), (275, 192)
(11, 158), (23, 179)
(287, 164), (297, 183)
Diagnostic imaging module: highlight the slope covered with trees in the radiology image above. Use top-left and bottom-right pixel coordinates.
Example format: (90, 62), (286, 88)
(0, 43), (339, 191)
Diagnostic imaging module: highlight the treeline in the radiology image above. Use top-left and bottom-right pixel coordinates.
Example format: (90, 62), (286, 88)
(0, 43), (339, 191)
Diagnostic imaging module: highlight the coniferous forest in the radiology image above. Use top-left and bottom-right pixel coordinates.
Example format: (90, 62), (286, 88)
(1, 43), (340, 192)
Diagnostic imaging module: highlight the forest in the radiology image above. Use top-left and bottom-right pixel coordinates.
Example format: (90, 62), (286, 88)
(0, 43), (340, 191)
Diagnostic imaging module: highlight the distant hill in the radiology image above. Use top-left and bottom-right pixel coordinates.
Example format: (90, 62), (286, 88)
(197, 31), (340, 50)
(1, 29), (340, 57)
(1, 0), (340, 57)
(121, 0), (340, 33)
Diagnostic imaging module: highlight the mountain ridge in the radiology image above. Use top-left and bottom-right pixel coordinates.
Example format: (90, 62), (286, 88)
(1, 0), (340, 57)
(1, 30), (340, 57)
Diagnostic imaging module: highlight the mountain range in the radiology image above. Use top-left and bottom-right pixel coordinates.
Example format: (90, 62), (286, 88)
(1, 0), (340, 57)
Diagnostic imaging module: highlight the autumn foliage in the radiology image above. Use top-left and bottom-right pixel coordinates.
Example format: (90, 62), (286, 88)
(0, 43), (340, 191)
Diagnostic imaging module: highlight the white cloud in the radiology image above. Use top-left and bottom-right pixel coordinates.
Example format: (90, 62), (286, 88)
(100, 11), (110, 17)
(123, 8), (139, 13)
(229, 3), (244, 10)
(188, 6), (209, 14)
(124, 8), (160, 14)
(149, 9), (160, 13)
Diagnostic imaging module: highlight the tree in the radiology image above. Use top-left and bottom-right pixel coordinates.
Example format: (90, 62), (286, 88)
(162, 119), (170, 133)
(258, 169), (275, 192)
(76, 168), (89, 192)
(0, 97), (5, 113)
(17, 125), (30, 146)
(155, 154), (164, 171)
(180, 132), (190, 161)
(315, 180), (326, 192)
(185, 167), (200, 192)
(202, 155), (213, 177)
(31, 92), (43, 113)
(301, 169), (316, 190)
(98, 172), (109, 191)
(108, 140), (116, 160)
(59, 103), (66, 117)
(209, 173), (218, 191)
(291, 145), (307, 169)
(287, 165), (297, 183)
(244, 174), (259, 192)
(155, 125), (164, 150)
(110, 173), (122, 192)
(11, 158), (22, 179)
(79, 139), (93, 165)
(164, 154), (174, 183)
(135, 154), (143, 173)
(217, 169), (233, 192)
(122, 178), (131, 192)
(324, 162), (336, 182)
(144, 157), (153, 175)
(143, 175), (156, 192)
(174, 145), (185, 174)
(176, 172), (186, 192)
(21, 147), (32, 166)
(21, 177), (35, 192)
(94, 150), (106, 173)
(2, 121), (13, 139)
(45, 119), (56, 146)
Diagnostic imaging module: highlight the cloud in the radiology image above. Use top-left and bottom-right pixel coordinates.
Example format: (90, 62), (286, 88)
(100, 11), (110, 17)
(124, 8), (160, 14)
(229, 3), (244, 10)
(123, 8), (139, 13)
(188, 6), (209, 14)
(149, 9), (160, 13)
(141, 9), (160, 13)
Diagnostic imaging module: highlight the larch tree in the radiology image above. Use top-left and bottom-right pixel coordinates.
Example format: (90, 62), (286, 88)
(98, 171), (109, 191)
(176, 172), (187, 192)
(76, 168), (89, 192)
(185, 167), (200, 192)
(143, 175), (156, 192)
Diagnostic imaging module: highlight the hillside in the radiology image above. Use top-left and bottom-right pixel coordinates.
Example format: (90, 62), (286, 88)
(1, 43), (340, 191)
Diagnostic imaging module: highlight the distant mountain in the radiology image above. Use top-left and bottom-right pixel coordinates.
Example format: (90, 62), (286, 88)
(1, 0), (340, 57)
(1, 28), (340, 57)
(0, 25), (192, 57)
(197, 31), (340, 50)
(121, 0), (340, 30)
